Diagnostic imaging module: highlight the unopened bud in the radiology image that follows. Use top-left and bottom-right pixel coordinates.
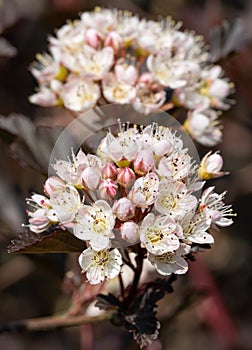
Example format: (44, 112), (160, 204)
(134, 149), (154, 175)
(81, 167), (101, 190)
(112, 198), (135, 221)
(102, 162), (117, 180)
(120, 221), (140, 245)
(117, 167), (136, 188)
(198, 151), (229, 180)
(44, 176), (65, 196)
(99, 179), (118, 199)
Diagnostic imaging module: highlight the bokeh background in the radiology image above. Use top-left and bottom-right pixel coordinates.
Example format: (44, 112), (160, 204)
(0, 0), (252, 349)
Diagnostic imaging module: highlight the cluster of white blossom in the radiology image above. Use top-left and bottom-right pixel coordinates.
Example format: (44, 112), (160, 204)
(29, 7), (233, 146)
(25, 122), (234, 285)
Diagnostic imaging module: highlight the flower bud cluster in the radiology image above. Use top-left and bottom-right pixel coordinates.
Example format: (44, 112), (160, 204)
(25, 122), (234, 285)
(29, 7), (233, 146)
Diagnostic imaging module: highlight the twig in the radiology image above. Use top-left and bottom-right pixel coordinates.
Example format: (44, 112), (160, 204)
(0, 313), (112, 333)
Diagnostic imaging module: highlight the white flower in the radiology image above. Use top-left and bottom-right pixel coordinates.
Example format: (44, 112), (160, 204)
(28, 209), (52, 233)
(53, 149), (89, 187)
(147, 52), (200, 88)
(173, 86), (210, 110)
(129, 172), (159, 208)
(73, 45), (114, 79)
(50, 185), (82, 224)
(30, 53), (66, 84)
(79, 247), (122, 285)
(148, 243), (190, 275)
(157, 150), (193, 180)
(74, 200), (115, 251)
(137, 21), (172, 53)
(155, 180), (197, 220)
(99, 129), (138, 166)
(60, 76), (100, 113)
(140, 213), (181, 255)
(185, 109), (222, 146)
(102, 73), (137, 103)
(181, 212), (214, 244)
(26, 194), (58, 233)
(200, 187), (235, 227)
(138, 123), (182, 157)
(81, 8), (116, 33)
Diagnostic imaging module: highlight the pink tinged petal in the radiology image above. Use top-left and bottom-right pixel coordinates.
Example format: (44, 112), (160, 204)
(81, 167), (101, 190)
(112, 198), (135, 221)
(102, 162), (117, 180)
(44, 176), (65, 196)
(104, 31), (123, 50)
(99, 179), (118, 199)
(134, 149), (154, 175)
(115, 64), (138, 85)
(86, 28), (101, 48)
(117, 167), (136, 187)
(30, 194), (51, 208)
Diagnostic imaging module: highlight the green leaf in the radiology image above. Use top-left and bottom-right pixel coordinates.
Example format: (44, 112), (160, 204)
(7, 228), (86, 254)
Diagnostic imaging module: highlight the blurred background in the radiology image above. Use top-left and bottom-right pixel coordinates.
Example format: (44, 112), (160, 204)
(0, 0), (252, 349)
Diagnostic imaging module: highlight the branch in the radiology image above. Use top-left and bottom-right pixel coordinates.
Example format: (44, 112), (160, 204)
(0, 312), (112, 333)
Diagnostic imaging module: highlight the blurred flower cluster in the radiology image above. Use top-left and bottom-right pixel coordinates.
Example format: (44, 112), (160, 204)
(29, 7), (233, 146)
(25, 121), (234, 285)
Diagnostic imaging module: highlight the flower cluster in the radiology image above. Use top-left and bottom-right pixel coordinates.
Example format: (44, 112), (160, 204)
(29, 7), (233, 146)
(25, 121), (234, 285)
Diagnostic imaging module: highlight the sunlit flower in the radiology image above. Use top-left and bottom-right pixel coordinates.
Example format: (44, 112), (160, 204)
(140, 213), (181, 255)
(129, 172), (159, 208)
(74, 200), (115, 251)
(60, 76), (100, 113)
(50, 185), (82, 224)
(148, 243), (190, 275)
(79, 247), (122, 284)
(181, 212), (214, 244)
(155, 180), (197, 220)
(200, 187), (235, 227)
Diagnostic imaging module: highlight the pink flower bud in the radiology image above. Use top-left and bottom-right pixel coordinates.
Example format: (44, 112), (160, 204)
(117, 167), (136, 188)
(102, 162), (117, 180)
(198, 151), (229, 180)
(44, 176), (65, 196)
(81, 167), (101, 190)
(86, 28), (101, 48)
(104, 31), (122, 51)
(120, 221), (140, 244)
(99, 179), (118, 199)
(134, 149), (154, 176)
(112, 198), (135, 221)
